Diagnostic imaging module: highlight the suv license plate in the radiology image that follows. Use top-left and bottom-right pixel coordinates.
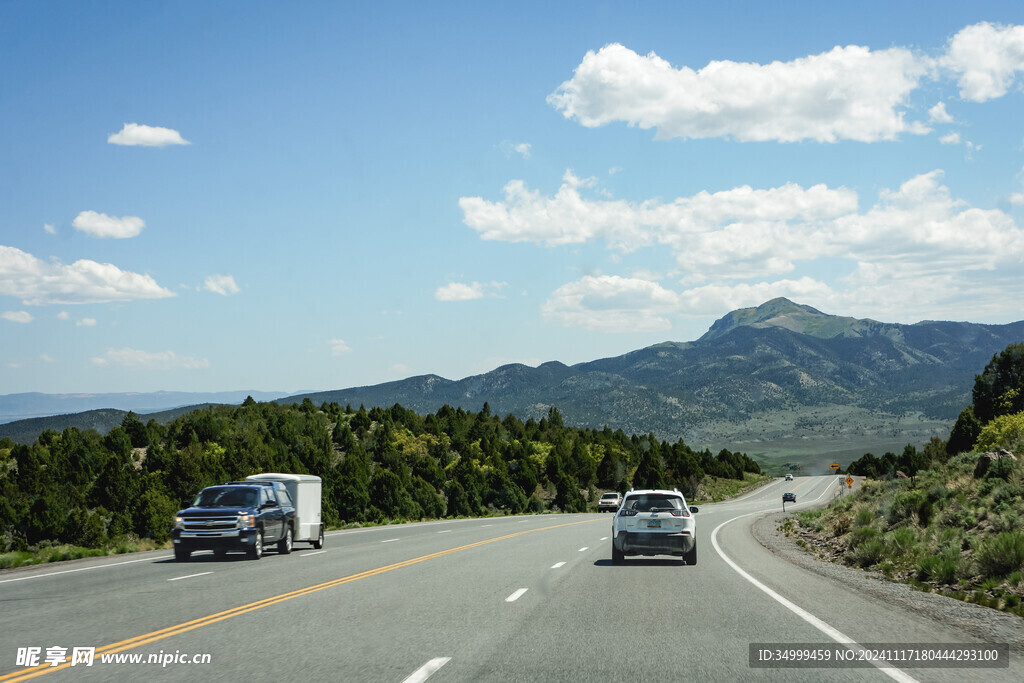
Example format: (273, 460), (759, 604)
(647, 520), (661, 529)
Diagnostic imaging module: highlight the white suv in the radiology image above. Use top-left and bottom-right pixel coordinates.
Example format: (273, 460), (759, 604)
(611, 489), (698, 565)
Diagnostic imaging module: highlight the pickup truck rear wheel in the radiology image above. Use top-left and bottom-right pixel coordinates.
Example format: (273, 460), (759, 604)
(248, 529), (263, 560)
(278, 525), (293, 554)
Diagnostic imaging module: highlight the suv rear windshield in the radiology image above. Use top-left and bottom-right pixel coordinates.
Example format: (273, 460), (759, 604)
(624, 494), (684, 512)
(194, 487), (259, 508)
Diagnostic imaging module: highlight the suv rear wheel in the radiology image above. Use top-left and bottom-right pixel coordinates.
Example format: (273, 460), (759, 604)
(611, 542), (623, 565)
(683, 542), (697, 565)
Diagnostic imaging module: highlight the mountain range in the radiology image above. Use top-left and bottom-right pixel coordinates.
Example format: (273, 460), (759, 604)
(3, 298), (1023, 461)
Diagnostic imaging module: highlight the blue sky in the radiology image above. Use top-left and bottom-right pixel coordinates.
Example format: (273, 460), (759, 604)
(2, 1), (1024, 395)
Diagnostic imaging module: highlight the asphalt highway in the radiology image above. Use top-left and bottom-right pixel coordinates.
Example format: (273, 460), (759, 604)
(1, 476), (1019, 682)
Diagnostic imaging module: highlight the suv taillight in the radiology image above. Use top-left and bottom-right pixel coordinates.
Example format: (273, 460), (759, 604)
(618, 509), (638, 517)
(670, 509), (689, 517)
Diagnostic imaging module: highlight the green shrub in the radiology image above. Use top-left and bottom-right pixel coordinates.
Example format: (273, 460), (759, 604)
(976, 531), (1024, 578)
(926, 484), (950, 503)
(975, 412), (1024, 452)
(917, 551), (958, 584)
(854, 508), (874, 529)
(849, 526), (879, 549)
(886, 527), (918, 558)
(850, 539), (886, 567)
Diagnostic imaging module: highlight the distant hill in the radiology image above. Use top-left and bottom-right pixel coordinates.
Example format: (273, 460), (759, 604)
(4, 299), (1023, 459)
(0, 390), (283, 425)
(283, 299), (1024, 458)
(0, 404), (229, 445)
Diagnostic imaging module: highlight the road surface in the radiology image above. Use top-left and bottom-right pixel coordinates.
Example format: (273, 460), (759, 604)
(1, 475), (1018, 682)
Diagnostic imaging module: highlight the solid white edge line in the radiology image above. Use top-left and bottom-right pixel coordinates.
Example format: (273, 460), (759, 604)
(0, 554), (172, 584)
(402, 656), (451, 683)
(505, 588), (528, 602)
(167, 571), (212, 581)
(710, 510), (918, 683)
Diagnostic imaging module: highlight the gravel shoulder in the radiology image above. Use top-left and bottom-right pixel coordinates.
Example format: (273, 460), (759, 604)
(751, 511), (1024, 654)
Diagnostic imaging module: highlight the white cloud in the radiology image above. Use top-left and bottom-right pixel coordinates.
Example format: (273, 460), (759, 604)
(43, 223), (56, 235)
(548, 43), (931, 143)
(1, 311), (33, 324)
(434, 280), (507, 301)
(389, 363), (410, 375)
(941, 22), (1024, 102)
(329, 338), (352, 356)
(40, 354), (54, 363)
(928, 102), (954, 123)
(542, 275), (842, 332)
(76, 318), (97, 327)
(500, 141), (532, 158)
(548, 24), (1024, 144)
(90, 348), (208, 370)
(1011, 170), (1024, 205)
(0, 244), (175, 305)
(939, 132), (961, 145)
(541, 276), (681, 332)
(202, 274), (240, 296)
(56, 311), (69, 320)
(107, 122), (190, 147)
(461, 170), (858, 269)
(72, 211), (145, 239)
(475, 171), (1024, 331)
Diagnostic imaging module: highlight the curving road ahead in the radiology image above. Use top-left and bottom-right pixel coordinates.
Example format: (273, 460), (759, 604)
(1, 475), (1019, 682)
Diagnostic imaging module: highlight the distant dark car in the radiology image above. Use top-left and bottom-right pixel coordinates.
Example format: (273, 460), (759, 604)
(783, 492), (796, 503)
(173, 481), (296, 561)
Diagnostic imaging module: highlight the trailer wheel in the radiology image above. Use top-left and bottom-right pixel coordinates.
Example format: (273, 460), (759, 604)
(312, 525), (324, 549)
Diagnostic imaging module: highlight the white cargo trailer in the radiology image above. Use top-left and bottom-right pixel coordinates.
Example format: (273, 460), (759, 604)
(245, 473), (323, 548)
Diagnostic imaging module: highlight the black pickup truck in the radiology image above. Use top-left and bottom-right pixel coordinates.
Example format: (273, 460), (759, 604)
(172, 481), (296, 561)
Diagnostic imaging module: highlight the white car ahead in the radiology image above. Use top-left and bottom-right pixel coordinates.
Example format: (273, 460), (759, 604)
(598, 491), (623, 512)
(611, 489), (698, 565)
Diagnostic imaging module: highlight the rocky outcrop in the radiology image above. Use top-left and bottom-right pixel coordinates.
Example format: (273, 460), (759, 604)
(974, 450), (1017, 478)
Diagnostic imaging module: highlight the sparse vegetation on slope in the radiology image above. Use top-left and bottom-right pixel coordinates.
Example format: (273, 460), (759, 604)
(786, 344), (1024, 617)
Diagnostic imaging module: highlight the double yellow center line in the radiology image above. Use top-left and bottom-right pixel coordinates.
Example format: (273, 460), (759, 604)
(1, 517), (600, 682)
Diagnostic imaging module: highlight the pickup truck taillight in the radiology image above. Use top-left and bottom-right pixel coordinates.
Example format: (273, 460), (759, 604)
(237, 514), (256, 529)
